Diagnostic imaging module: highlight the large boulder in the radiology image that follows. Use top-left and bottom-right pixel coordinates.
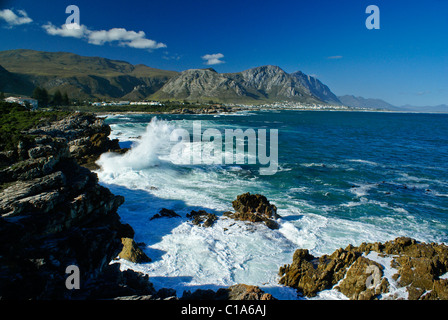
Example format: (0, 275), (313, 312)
(224, 193), (280, 229)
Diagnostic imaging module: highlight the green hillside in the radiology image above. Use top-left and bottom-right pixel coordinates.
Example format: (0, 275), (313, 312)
(0, 49), (178, 100)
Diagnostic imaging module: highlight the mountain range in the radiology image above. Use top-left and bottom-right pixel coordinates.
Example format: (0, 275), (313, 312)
(338, 95), (448, 113)
(0, 49), (446, 111)
(0, 49), (340, 105)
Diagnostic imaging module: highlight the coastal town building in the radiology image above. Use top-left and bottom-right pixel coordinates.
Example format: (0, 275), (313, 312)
(4, 96), (38, 110)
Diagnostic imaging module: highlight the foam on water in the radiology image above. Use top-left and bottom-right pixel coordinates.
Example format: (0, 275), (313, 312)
(96, 112), (448, 300)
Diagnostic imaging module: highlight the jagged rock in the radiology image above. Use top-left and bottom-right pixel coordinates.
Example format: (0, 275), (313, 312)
(225, 284), (275, 300)
(335, 257), (389, 300)
(279, 237), (448, 300)
(27, 113), (122, 168)
(118, 237), (151, 263)
(86, 263), (157, 299)
(150, 208), (180, 220)
(181, 284), (275, 300)
(224, 193), (280, 229)
(187, 210), (217, 227)
(0, 113), (140, 300)
(278, 248), (359, 297)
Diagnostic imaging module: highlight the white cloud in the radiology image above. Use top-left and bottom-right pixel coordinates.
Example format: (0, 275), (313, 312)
(202, 53), (225, 65)
(42, 22), (88, 38)
(0, 8), (33, 26)
(42, 23), (166, 50)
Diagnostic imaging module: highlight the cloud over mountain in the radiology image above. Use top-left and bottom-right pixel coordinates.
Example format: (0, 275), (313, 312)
(42, 23), (166, 50)
(202, 53), (225, 65)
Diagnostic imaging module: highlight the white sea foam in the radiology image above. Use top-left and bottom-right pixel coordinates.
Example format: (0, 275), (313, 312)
(363, 251), (409, 300)
(349, 183), (377, 197)
(346, 159), (379, 166)
(95, 114), (447, 300)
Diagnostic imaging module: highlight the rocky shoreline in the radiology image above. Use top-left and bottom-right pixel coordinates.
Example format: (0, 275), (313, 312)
(0, 112), (274, 300)
(1, 112), (447, 300)
(279, 237), (448, 300)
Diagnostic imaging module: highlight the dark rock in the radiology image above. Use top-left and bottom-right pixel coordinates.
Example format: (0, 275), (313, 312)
(27, 113), (123, 168)
(86, 263), (157, 299)
(181, 284), (275, 300)
(0, 113), (143, 300)
(225, 193), (280, 229)
(150, 208), (181, 220)
(187, 210), (217, 227)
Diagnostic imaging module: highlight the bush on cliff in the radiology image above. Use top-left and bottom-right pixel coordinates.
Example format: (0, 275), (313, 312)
(0, 101), (69, 153)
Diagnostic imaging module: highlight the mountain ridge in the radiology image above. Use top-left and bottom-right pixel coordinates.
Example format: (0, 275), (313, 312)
(153, 64), (341, 104)
(0, 49), (340, 105)
(338, 94), (448, 112)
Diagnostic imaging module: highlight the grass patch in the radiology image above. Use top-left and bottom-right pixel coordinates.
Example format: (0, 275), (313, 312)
(0, 101), (71, 152)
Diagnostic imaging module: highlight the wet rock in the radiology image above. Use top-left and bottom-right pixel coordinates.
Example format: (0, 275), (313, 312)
(335, 256), (389, 300)
(279, 237), (448, 300)
(87, 263), (157, 299)
(225, 193), (280, 229)
(118, 237), (151, 263)
(278, 248), (359, 297)
(150, 208), (180, 220)
(187, 210), (217, 227)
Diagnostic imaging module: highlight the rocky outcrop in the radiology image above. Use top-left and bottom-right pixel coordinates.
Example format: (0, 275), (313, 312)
(150, 208), (181, 220)
(181, 284), (275, 300)
(27, 113), (123, 169)
(0, 113), (142, 299)
(187, 209), (218, 228)
(279, 237), (448, 300)
(0, 135), (128, 299)
(118, 238), (151, 263)
(224, 193), (280, 229)
(278, 248), (360, 297)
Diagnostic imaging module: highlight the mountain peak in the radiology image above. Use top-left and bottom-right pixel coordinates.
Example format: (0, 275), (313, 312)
(0, 49), (340, 105)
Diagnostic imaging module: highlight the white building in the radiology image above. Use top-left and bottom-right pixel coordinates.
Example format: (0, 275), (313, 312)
(130, 101), (161, 106)
(5, 97), (38, 110)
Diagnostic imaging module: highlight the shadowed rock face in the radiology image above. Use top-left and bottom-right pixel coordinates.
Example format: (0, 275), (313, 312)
(0, 113), (130, 300)
(181, 284), (275, 300)
(279, 237), (448, 300)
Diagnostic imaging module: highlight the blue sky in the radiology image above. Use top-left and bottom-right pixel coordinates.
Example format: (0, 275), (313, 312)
(0, 0), (447, 106)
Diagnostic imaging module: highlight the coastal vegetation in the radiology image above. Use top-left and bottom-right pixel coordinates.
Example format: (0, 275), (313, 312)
(0, 101), (69, 152)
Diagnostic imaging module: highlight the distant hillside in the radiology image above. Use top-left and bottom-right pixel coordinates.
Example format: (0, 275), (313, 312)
(0, 49), (178, 100)
(338, 95), (399, 110)
(400, 104), (448, 113)
(0, 64), (35, 96)
(338, 95), (448, 113)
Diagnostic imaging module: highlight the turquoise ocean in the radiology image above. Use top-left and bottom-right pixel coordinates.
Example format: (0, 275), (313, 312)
(96, 110), (448, 299)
